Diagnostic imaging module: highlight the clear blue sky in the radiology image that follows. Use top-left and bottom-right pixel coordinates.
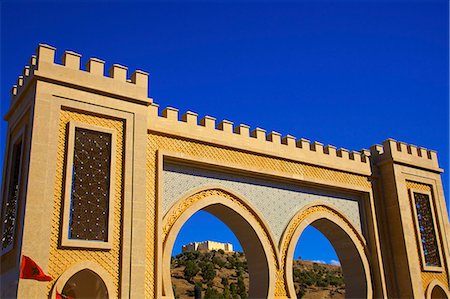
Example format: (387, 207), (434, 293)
(1, 1), (448, 264)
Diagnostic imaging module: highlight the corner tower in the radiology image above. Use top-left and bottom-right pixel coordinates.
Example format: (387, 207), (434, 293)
(1, 44), (152, 298)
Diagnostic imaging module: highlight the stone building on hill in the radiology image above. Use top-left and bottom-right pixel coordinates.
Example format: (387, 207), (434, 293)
(182, 241), (233, 253)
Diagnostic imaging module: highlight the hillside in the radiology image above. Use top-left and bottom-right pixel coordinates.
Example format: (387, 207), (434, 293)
(171, 250), (345, 298)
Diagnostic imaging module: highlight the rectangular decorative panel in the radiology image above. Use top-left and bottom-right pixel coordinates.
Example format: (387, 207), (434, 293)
(1, 141), (23, 252)
(413, 192), (441, 267)
(69, 128), (112, 241)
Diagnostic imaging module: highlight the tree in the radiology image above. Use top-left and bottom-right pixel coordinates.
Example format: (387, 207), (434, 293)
(201, 262), (216, 283)
(229, 283), (237, 297)
(237, 275), (247, 299)
(221, 276), (229, 287)
(184, 260), (200, 282)
(205, 286), (222, 299)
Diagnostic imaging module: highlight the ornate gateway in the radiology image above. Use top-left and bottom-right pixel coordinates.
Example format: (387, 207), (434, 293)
(1, 44), (449, 298)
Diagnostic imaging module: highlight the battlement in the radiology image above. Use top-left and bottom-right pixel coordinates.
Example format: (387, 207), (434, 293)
(148, 103), (374, 176)
(370, 138), (442, 172)
(8, 44), (152, 114)
(7, 44), (443, 176)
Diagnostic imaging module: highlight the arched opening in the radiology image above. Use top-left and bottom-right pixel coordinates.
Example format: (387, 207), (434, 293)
(293, 226), (344, 298)
(430, 284), (449, 299)
(61, 269), (108, 299)
(171, 210), (247, 298)
(431, 285), (448, 299)
(284, 206), (371, 299)
(162, 191), (276, 299)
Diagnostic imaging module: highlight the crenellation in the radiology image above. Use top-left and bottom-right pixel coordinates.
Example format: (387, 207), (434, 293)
(218, 120), (234, 133)
(281, 134), (296, 147)
(131, 70), (149, 89)
(267, 131), (281, 143)
(310, 141), (323, 152)
(23, 66), (31, 77)
(234, 124), (250, 136)
(428, 149), (437, 161)
(251, 127), (266, 140)
(162, 107), (179, 121)
(8, 45), (435, 174)
(324, 144), (337, 156)
(86, 57), (105, 76)
(370, 139), (441, 172)
(17, 76), (24, 87)
(29, 54), (37, 66)
(6, 44), (152, 105)
(109, 64), (128, 81)
(11, 85), (17, 96)
(148, 105), (376, 167)
(62, 51), (82, 70)
(337, 148), (350, 159)
(297, 138), (311, 150)
(149, 103), (159, 118)
(200, 116), (216, 129)
(349, 151), (361, 161)
(181, 111), (198, 124)
(398, 141), (408, 153)
(359, 149), (370, 163)
(36, 43), (56, 67)
(417, 147), (427, 158)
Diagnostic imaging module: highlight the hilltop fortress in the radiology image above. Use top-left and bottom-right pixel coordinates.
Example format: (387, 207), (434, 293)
(182, 241), (234, 253)
(1, 44), (449, 299)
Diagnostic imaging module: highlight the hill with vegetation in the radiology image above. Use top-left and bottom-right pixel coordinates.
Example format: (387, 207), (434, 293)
(171, 250), (345, 298)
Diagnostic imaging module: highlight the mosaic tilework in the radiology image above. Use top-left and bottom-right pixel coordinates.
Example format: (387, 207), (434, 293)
(163, 163), (362, 243)
(147, 132), (371, 298)
(47, 110), (124, 297)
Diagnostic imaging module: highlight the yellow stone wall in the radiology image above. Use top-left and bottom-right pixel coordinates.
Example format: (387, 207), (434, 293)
(405, 180), (449, 293)
(47, 109), (124, 297)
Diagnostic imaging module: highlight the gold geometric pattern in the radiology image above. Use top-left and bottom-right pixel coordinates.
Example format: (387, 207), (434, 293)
(405, 181), (449, 292)
(145, 135), (157, 298)
(146, 132), (371, 298)
(47, 109), (124, 297)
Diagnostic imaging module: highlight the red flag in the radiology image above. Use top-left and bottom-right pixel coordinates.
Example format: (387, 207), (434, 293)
(20, 255), (52, 281)
(56, 289), (75, 299)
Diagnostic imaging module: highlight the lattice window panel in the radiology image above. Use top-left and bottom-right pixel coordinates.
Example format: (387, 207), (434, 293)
(69, 128), (112, 241)
(1, 141), (23, 251)
(413, 192), (441, 267)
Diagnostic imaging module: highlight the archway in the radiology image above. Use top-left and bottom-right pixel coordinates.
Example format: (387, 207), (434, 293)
(282, 204), (372, 299)
(62, 269), (108, 299)
(162, 188), (277, 298)
(426, 280), (450, 299)
(50, 261), (115, 299)
(292, 226), (345, 298)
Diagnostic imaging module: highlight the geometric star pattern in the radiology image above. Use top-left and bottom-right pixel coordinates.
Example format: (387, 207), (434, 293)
(69, 128), (112, 241)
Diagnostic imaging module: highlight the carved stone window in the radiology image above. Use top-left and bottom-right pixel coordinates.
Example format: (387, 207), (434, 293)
(409, 188), (443, 271)
(62, 121), (116, 249)
(1, 134), (24, 254)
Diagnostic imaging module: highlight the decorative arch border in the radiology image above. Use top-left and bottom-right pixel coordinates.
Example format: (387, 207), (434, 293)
(49, 260), (115, 299)
(278, 202), (372, 298)
(161, 186), (279, 298)
(426, 279), (450, 299)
